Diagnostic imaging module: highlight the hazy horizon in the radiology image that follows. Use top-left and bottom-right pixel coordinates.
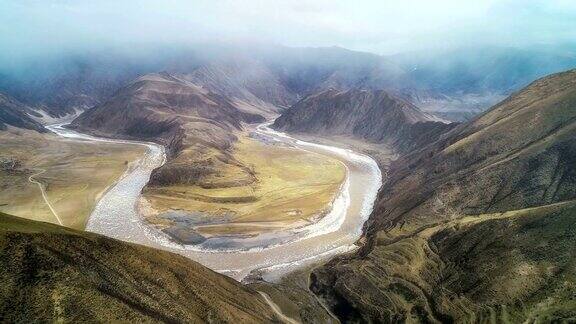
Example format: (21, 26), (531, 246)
(1, 0), (576, 64)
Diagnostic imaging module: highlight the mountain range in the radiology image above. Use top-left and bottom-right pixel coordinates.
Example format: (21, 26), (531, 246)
(3, 44), (574, 122)
(1, 43), (576, 322)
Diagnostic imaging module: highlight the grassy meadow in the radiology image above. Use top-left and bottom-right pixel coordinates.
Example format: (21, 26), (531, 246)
(0, 127), (144, 229)
(144, 134), (346, 236)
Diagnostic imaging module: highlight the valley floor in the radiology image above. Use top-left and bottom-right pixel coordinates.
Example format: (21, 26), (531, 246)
(0, 127), (144, 229)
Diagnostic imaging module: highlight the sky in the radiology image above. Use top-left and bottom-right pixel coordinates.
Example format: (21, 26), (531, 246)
(1, 0), (575, 60)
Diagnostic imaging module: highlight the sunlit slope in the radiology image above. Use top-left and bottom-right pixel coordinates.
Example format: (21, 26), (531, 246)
(312, 69), (576, 322)
(0, 212), (278, 323)
(372, 69), (576, 232)
(313, 200), (576, 323)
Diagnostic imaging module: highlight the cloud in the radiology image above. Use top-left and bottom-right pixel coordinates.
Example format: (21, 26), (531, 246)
(0, 0), (574, 61)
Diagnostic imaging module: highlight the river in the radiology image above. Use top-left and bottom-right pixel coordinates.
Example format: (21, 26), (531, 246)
(47, 122), (382, 281)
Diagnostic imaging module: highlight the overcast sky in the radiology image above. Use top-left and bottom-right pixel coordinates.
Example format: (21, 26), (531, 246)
(1, 0), (575, 60)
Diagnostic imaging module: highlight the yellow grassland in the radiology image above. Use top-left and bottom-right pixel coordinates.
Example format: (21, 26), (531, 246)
(144, 135), (346, 235)
(0, 128), (144, 229)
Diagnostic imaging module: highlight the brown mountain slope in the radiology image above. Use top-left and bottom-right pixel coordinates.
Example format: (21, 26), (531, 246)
(371, 69), (576, 230)
(0, 93), (45, 132)
(71, 72), (264, 187)
(71, 72), (261, 146)
(310, 70), (576, 322)
(273, 88), (454, 153)
(0, 212), (278, 323)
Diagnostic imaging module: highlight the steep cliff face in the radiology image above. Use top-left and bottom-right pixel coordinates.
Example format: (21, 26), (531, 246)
(311, 70), (576, 322)
(72, 73), (264, 187)
(0, 93), (45, 132)
(273, 88), (453, 153)
(0, 212), (278, 323)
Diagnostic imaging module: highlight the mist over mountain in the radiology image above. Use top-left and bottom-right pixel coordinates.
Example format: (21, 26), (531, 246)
(2, 0), (576, 121)
(395, 46), (576, 94)
(3, 0), (575, 58)
(392, 45), (576, 120)
(0, 92), (45, 132)
(2, 43), (575, 121)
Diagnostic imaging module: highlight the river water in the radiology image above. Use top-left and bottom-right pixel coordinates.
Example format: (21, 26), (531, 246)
(47, 122), (382, 281)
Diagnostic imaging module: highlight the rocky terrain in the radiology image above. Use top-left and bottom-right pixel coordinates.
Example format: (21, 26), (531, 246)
(310, 70), (576, 322)
(273, 88), (455, 153)
(71, 72), (264, 188)
(0, 212), (279, 322)
(0, 93), (46, 132)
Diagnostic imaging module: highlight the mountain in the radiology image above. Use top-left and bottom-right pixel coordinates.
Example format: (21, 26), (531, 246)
(0, 93), (45, 132)
(262, 46), (408, 95)
(71, 72), (261, 143)
(310, 70), (576, 322)
(0, 45), (411, 119)
(372, 69), (576, 224)
(0, 55), (153, 118)
(396, 46), (576, 95)
(0, 212), (278, 322)
(8, 45), (573, 122)
(394, 46), (576, 120)
(273, 88), (454, 153)
(71, 72), (264, 187)
(181, 57), (296, 116)
(4, 44), (574, 126)
(177, 46), (411, 117)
